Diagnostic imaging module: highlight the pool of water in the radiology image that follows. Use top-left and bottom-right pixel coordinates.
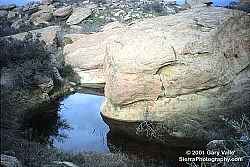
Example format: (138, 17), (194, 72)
(22, 92), (193, 166)
(53, 93), (109, 153)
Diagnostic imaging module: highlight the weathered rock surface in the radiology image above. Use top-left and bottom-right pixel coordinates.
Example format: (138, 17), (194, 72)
(53, 5), (73, 18)
(66, 7), (92, 25)
(64, 23), (126, 88)
(100, 7), (250, 144)
(64, 21), (126, 68)
(0, 154), (22, 167)
(75, 68), (105, 89)
(30, 10), (53, 25)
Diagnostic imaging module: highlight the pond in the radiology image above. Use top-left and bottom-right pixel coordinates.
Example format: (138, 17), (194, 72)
(53, 93), (109, 153)
(22, 92), (193, 166)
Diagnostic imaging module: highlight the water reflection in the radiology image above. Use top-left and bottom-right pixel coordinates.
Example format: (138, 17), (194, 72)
(106, 131), (188, 166)
(53, 93), (109, 153)
(21, 93), (109, 153)
(21, 101), (70, 145)
(21, 92), (203, 166)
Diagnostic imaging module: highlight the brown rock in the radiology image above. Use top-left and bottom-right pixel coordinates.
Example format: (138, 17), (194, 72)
(105, 73), (162, 105)
(101, 7), (250, 144)
(64, 28), (125, 70)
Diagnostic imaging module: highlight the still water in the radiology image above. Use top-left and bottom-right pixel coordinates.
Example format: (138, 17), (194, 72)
(53, 93), (109, 153)
(22, 92), (190, 166)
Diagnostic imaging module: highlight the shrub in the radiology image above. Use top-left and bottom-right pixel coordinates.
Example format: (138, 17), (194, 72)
(0, 33), (52, 89)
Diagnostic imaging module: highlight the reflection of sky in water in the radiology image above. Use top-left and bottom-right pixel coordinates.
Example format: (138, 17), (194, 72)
(53, 93), (110, 153)
(0, 0), (40, 5)
(176, 0), (239, 6)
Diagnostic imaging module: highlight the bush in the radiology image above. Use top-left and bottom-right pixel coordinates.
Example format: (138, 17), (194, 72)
(0, 33), (52, 89)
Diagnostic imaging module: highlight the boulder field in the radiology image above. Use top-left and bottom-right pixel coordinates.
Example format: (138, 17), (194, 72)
(65, 6), (250, 145)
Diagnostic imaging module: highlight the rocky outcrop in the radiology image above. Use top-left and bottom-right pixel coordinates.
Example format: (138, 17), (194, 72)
(66, 7), (92, 25)
(30, 5), (55, 25)
(100, 7), (250, 145)
(64, 22), (126, 88)
(53, 6), (73, 18)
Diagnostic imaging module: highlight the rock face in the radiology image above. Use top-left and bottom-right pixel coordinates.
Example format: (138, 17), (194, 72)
(53, 6), (73, 18)
(30, 10), (53, 25)
(66, 7), (92, 25)
(64, 22), (126, 88)
(100, 7), (250, 145)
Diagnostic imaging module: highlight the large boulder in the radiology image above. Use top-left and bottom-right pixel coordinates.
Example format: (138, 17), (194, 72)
(53, 5), (73, 18)
(30, 10), (53, 25)
(66, 7), (92, 25)
(74, 68), (105, 89)
(101, 7), (250, 145)
(64, 23), (126, 89)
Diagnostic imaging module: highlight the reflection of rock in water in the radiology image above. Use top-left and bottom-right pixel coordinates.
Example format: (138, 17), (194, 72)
(21, 101), (70, 145)
(106, 131), (190, 167)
